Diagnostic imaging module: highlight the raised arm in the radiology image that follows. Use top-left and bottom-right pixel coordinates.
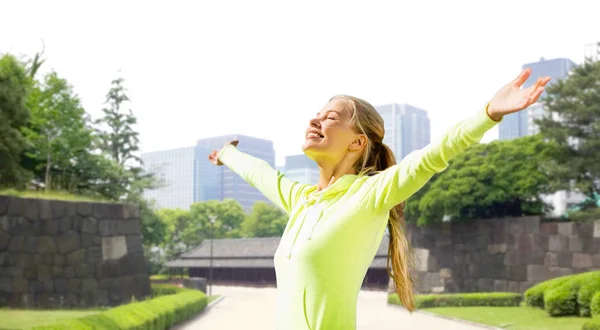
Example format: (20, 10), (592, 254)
(212, 142), (308, 214)
(362, 106), (499, 211)
(363, 68), (551, 212)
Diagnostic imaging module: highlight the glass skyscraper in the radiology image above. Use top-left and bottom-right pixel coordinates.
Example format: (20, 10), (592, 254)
(375, 103), (431, 162)
(499, 57), (577, 141)
(196, 134), (275, 212)
(283, 154), (319, 186)
(141, 145), (219, 210)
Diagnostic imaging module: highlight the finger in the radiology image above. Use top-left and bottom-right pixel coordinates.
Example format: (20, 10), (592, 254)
(540, 76), (551, 87)
(513, 68), (532, 87)
(529, 87), (545, 104)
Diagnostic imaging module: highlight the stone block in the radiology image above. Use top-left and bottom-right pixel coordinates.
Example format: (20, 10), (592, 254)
(520, 281), (534, 292)
(594, 221), (600, 238)
(66, 249), (86, 266)
(592, 254), (600, 267)
(43, 279), (53, 293)
(9, 236), (24, 252)
(68, 279), (81, 293)
(504, 250), (519, 266)
(488, 243), (507, 255)
(38, 265), (51, 281)
(583, 239), (600, 254)
(72, 215), (83, 231)
(52, 266), (63, 277)
(478, 278), (494, 292)
(579, 223), (595, 238)
(99, 278), (116, 289)
(0, 231), (11, 250)
(28, 280), (42, 294)
(76, 264), (91, 278)
(5, 267), (23, 277)
(508, 281), (520, 292)
(12, 278), (27, 292)
(102, 236), (128, 261)
(508, 266), (527, 281)
(99, 220), (118, 236)
(0, 278), (10, 292)
(87, 246), (102, 264)
(7, 198), (25, 216)
(435, 235), (452, 247)
(54, 278), (68, 293)
(569, 237), (584, 252)
(93, 235), (102, 246)
(541, 223), (558, 235)
(549, 235), (569, 252)
(523, 216), (541, 234)
(528, 251), (546, 265)
(0, 196), (9, 215)
(58, 217), (72, 233)
(64, 266), (75, 279)
(54, 254), (65, 266)
(0, 252), (9, 266)
(82, 278), (98, 292)
(506, 219), (526, 234)
(123, 204), (139, 220)
(14, 253), (33, 268)
(557, 252), (573, 268)
(81, 233), (93, 248)
(93, 289), (109, 306)
(38, 237), (57, 254)
(56, 231), (81, 254)
(573, 253), (593, 269)
(544, 252), (558, 267)
(558, 222), (577, 236)
(24, 236), (37, 254)
(22, 198), (39, 221)
(527, 265), (552, 282)
(494, 279), (508, 292)
(76, 203), (92, 216)
(82, 217), (98, 234)
(52, 201), (69, 218)
(41, 219), (58, 236)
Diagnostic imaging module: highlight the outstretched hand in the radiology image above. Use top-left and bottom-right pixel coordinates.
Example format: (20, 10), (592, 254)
(208, 140), (239, 166)
(487, 68), (551, 121)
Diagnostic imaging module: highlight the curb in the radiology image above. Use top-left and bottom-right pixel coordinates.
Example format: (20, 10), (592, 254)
(388, 304), (503, 330)
(170, 295), (226, 330)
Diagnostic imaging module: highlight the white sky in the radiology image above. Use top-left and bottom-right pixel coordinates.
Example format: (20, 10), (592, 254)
(1, 0), (598, 166)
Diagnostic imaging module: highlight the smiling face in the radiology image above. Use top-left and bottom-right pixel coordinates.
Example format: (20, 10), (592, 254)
(302, 97), (367, 167)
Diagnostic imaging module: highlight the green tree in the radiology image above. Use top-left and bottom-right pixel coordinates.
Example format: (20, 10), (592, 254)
(407, 135), (556, 225)
(536, 59), (600, 203)
(242, 202), (288, 237)
(0, 54), (32, 187)
(189, 199), (245, 239)
(22, 71), (93, 190)
(158, 208), (194, 260)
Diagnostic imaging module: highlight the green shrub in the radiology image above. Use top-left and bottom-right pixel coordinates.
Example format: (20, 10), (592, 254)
(583, 318), (600, 330)
(33, 289), (207, 330)
(151, 283), (189, 297)
(544, 277), (584, 316)
(388, 292), (522, 308)
(591, 291), (600, 317)
(578, 273), (600, 316)
(525, 274), (573, 308)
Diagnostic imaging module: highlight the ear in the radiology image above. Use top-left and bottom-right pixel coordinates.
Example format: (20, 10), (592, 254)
(348, 134), (367, 152)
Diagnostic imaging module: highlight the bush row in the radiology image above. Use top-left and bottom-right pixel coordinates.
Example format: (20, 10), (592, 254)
(33, 285), (207, 330)
(524, 271), (600, 317)
(388, 292), (522, 309)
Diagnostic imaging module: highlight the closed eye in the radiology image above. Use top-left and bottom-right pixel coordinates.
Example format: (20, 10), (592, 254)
(327, 117), (336, 120)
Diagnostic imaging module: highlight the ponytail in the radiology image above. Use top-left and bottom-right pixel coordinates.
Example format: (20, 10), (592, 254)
(359, 142), (416, 312)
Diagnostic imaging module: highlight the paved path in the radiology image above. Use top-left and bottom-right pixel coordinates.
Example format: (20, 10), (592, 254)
(178, 286), (492, 330)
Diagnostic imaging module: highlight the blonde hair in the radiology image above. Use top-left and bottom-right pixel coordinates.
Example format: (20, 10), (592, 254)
(330, 94), (416, 312)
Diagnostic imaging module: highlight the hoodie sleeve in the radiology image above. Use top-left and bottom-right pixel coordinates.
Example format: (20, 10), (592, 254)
(361, 105), (501, 212)
(218, 144), (308, 214)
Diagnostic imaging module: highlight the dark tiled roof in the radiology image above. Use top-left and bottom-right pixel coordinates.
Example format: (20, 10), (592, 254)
(167, 236), (390, 269)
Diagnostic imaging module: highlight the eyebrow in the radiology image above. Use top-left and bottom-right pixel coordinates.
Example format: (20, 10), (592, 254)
(316, 110), (342, 117)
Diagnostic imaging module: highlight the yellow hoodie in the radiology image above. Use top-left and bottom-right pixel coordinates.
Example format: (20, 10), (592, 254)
(218, 106), (500, 330)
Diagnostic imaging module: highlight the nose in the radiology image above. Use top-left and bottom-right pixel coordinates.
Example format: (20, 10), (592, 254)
(309, 117), (321, 128)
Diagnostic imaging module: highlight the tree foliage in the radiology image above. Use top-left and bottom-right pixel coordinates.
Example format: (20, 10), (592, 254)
(241, 201), (288, 237)
(536, 59), (600, 202)
(0, 54), (32, 187)
(406, 135), (557, 225)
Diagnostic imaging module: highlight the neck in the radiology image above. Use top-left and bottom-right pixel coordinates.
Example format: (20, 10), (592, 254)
(316, 157), (357, 191)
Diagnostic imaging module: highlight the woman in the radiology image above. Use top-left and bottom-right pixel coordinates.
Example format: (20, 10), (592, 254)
(208, 68), (550, 330)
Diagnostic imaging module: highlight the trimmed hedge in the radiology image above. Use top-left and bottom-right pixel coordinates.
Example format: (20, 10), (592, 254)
(584, 292), (600, 329)
(33, 285), (207, 330)
(151, 283), (189, 297)
(524, 271), (600, 317)
(583, 319), (600, 330)
(388, 292), (522, 308)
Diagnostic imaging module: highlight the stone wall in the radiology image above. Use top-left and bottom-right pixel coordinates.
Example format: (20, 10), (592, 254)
(408, 216), (600, 294)
(0, 196), (150, 308)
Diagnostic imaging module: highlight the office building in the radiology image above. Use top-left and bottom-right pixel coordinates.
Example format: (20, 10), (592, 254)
(197, 134), (275, 211)
(141, 145), (218, 210)
(283, 154), (319, 185)
(375, 103), (430, 161)
(499, 57), (577, 140)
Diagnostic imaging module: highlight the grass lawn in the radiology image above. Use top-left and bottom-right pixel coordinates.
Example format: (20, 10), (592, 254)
(0, 309), (101, 329)
(0, 189), (108, 203)
(426, 306), (588, 330)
